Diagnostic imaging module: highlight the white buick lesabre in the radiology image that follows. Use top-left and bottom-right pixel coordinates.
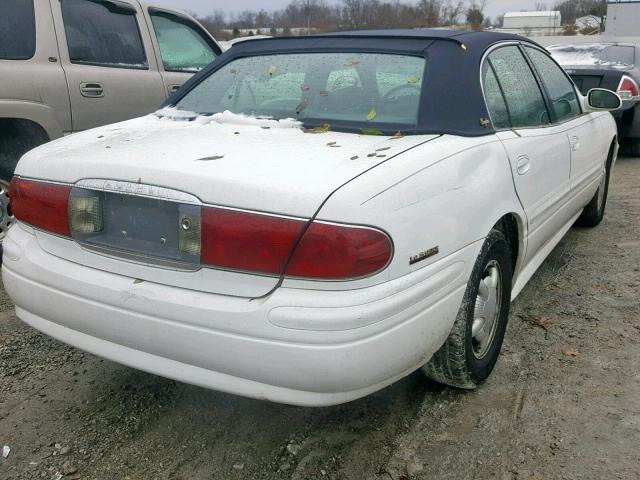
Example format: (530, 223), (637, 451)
(3, 30), (620, 406)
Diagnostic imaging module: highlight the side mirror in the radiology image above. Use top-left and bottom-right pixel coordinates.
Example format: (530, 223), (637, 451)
(586, 88), (622, 111)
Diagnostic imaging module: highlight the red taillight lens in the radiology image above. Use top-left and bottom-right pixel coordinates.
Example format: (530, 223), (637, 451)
(10, 178), (71, 237)
(201, 207), (305, 275)
(201, 207), (393, 280)
(285, 222), (393, 280)
(618, 76), (639, 98)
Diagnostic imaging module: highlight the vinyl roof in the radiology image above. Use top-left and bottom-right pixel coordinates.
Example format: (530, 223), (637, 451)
(169, 29), (542, 137)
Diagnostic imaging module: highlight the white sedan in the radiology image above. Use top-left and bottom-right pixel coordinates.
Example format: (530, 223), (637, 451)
(3, 30), (621, 406)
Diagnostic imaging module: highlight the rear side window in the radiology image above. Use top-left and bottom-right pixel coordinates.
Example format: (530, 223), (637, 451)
(485, 46), (549, 129)
(482, 64), (510, 129)
(525, 47), (581, 123)
(0, 0), (36, 60)
(150, 12), (218, 73)
(61, 0), (147, 69)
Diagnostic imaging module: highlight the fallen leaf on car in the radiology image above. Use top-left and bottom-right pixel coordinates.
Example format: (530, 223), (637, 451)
(196, 155), (225, 161)
(407, 76), (420, 84)
(268, 65), (278, 76)
(362, 129), (384, 136)
(376, 146), (391, 152)
(366, 108), (378, 121)
(562, 348), (579, 357)
(301, 85), (310, 91)
(303, 124), (331, 134)
(319, 90), (329, 96)
(133, 279), (145, 285)
(326, 141), (340, 147)
(344, 60), (360, 67)
(391, 131), (404, 139)
(350, 156), (359, 160)
(296, 100), (309, 115)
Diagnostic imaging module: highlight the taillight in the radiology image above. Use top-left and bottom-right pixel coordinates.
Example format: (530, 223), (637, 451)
(201, 207), (393, 280)
(10, 178), (71, 236)
(285, 222), (393, 280)
(618, 76), (639, 100)
(201, 207), (305, 275)
(10, 178), (393, 281)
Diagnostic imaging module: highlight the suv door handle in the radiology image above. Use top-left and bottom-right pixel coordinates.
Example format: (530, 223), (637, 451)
(80, 83), (104, 98)
(168, 84), (181, 95)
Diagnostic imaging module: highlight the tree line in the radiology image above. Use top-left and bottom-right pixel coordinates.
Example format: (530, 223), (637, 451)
(194, 0), (607, 39)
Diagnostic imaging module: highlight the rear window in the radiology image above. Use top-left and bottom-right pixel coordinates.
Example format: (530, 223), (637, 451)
(174, 52), (426, 131)
(61, 0), (147, 69)
(549, 44), (636, 68)
(0, 0), (36, 60)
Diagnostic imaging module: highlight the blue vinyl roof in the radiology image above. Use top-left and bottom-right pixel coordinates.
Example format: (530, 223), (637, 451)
(169, 30), (542, 137)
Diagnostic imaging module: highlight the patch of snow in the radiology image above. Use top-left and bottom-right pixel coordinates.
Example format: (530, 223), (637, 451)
(155, 107), (302, 129)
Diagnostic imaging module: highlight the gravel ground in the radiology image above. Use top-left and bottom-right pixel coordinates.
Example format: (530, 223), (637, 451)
(1, 156), (639, 480)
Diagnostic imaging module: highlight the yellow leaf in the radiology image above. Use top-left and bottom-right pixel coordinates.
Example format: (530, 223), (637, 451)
(362, 129), (384, 136)
(366, 108), (378, 121)
(407, 76), (420, 84)
(303, 123), (331, 134)
(268, 65), (278, 76)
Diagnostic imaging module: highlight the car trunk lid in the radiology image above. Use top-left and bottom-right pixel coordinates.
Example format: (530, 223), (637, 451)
(17, 113), (437, 297)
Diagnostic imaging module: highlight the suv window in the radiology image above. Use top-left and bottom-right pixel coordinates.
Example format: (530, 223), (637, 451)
(150, 12), (218, 73)
(525, 46), (581, 122)
(0, 0), (36, 60)
(61, 0), (147, 69)
(485, 46), (549, 129)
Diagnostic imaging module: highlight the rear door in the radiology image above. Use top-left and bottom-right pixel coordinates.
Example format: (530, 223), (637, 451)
(483, 44), (572, 261)
(51, 0), (166, 131)
(144, 8), (220, 98)
(0, 0), (71, 134)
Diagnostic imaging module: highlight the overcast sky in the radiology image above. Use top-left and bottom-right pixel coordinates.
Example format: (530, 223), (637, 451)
(151, 0), (542, 22)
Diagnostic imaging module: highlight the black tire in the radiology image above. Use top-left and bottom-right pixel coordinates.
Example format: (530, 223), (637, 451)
(423, 229), (513, 389)
(620, 139), (640, 158)
(576, 145), (614, 228)
(0, 119), (49, 182)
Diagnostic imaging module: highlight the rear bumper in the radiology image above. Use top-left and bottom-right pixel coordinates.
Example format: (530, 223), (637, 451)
(2, 224), (477, 406)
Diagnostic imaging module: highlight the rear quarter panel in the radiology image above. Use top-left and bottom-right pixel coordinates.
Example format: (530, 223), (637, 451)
(282, 134), (526, 291)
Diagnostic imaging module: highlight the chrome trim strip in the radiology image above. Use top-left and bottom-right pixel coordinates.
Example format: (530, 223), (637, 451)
(75, 179), (202, 205)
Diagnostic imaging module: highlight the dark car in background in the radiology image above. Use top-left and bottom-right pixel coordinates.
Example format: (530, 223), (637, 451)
(549, 43), (640, 156)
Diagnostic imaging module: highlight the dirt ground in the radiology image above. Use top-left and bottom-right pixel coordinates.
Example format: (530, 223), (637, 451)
(1, 156), (639, 480)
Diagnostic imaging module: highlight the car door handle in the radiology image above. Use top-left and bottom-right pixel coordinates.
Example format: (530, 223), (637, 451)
(168, 84), (182, 95)
(571, 136), (580, 151)
(80, 83), (104, 98)
(516, 155), (530, 175)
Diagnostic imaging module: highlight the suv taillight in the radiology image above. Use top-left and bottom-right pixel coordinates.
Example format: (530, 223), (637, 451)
(11, 178), (71, 237)
(618, 75), (639, 100)
(10, 178), (394, 280)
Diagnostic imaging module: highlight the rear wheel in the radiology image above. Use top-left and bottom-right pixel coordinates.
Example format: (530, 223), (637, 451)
(576, 145), (614, 228)
(0, 120), (48, 247)
(423, 229), (513, 389)
(0, 180), (14, 242)
(620, 138), (640, 158)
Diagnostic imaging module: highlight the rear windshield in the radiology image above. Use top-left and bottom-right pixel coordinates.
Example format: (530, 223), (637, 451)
(174, 52), (426, 131)
(0, 0), (36, 60)
(549, 44), (635, 68)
